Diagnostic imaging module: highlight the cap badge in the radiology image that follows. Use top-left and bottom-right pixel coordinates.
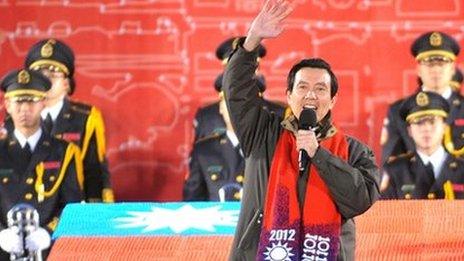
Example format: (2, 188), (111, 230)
(41, 39), (56, 58)
(416, 92), (429, 107)
(429, 32), (442, 47)
(17, 70), (30, 84)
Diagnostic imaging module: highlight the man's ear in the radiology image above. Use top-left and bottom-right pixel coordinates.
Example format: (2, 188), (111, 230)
(65, 78), (71, 93)
(329, 94), (338, 110)
(4, 100), (12, 114)
(286, 89), (291, 104)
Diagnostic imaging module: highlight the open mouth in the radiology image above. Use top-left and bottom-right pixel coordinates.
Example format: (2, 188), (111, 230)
(303, 105), (317, 111)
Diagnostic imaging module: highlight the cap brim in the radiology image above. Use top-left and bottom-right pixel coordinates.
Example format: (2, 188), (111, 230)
(4, 89), (47, 99)
(416, 50), (456, 61)
(29, 59), (70, 75)
(406, 110), (448, 122)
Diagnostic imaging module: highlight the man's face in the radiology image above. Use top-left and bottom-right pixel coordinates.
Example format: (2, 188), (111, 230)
(407, 115), (446, 152)
(287, 67), (336, 121)
(39, 68), (70, 100)
(5, 98), (45, 130)
(417, 58), (455, 94)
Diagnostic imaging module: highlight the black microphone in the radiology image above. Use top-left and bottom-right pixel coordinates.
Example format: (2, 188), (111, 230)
(298, 108), (317, 172)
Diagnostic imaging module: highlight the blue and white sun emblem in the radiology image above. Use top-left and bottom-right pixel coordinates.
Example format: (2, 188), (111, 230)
(263, 241), (294, 261)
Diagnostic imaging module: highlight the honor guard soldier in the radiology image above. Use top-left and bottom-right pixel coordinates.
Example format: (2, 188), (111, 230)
(184, 80), (246, 201)
(0, 69), (83, 259)
(381, 31), (464, 164)
(21, 38), (114, 202)
(381, 91), (464, 199)
(193, 36), (285, 141)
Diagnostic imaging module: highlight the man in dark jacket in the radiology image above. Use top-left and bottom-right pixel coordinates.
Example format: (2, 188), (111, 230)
(222, 1), (380, 260)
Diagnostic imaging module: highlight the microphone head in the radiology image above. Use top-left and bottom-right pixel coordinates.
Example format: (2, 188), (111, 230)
(7, 203), (39, 228)
(298, 108), (317, 130)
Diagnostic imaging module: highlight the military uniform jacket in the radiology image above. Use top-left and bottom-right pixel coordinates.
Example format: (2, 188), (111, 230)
(382, 91), (464, 163)
(193, 102), (226, 141)
(381, 153), (464, 199)
(0, 131), (83, 231)
(223, 45), (380, 261)
(193, 100), (285, 142)
(3, 99), (113, 202)
(184, 132), (245, 201)
(47, 99), (113, 202)
(381, 98), (415, 164)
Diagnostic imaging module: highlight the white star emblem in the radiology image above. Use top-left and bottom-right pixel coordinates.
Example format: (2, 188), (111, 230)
(113, 204), (239, 233)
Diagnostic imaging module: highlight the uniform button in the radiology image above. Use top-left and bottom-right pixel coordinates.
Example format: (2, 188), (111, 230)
(211, 174), (218, 181)
(236, 175), (244, 183)
(24, 193), (33, 200)
(49, 176), (56, 182)
(427, 193), (436, 199)
(26, 178), (34, 184)
(404, 193), (411, 199)
(2, 177), (8, 184)
(234, 192), (241, 200)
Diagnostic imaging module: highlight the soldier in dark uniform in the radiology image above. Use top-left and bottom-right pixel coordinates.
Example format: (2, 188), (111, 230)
(450, 67), (463, 92)
(0, 69), (83, 259)
(184, 83), (246, 201)
(381, 31), (464, 164)
(22, 38), (113, 202)
(381, 91), (464, 199)
(193, 36), (286, 141)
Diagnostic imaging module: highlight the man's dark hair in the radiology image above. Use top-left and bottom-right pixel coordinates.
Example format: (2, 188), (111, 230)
(286, 58), (338, 98)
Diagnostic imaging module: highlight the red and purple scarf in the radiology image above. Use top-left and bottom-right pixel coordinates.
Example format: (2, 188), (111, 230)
(257, 128), (349, 261)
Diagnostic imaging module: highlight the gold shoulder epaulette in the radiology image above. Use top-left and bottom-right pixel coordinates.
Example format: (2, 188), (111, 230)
(387, 151), (414, 164)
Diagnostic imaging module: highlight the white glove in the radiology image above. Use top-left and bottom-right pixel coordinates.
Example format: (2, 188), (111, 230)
(25, 227), (51, 252)
(0, 227), (23, 253)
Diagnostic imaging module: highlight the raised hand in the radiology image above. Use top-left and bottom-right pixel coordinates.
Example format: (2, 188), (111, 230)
(244, 0), (295, 51)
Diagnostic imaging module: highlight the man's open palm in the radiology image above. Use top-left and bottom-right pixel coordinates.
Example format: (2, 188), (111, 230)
(249, 0), (295, 39)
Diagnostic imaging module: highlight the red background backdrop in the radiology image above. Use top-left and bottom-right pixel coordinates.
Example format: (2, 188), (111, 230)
(1, 0), (463, 201)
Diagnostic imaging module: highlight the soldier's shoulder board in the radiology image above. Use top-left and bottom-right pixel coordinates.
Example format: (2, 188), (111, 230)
(69, 99), (93, 115)
(195, 132), (222, 144)
(387, 151), (414, 164)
